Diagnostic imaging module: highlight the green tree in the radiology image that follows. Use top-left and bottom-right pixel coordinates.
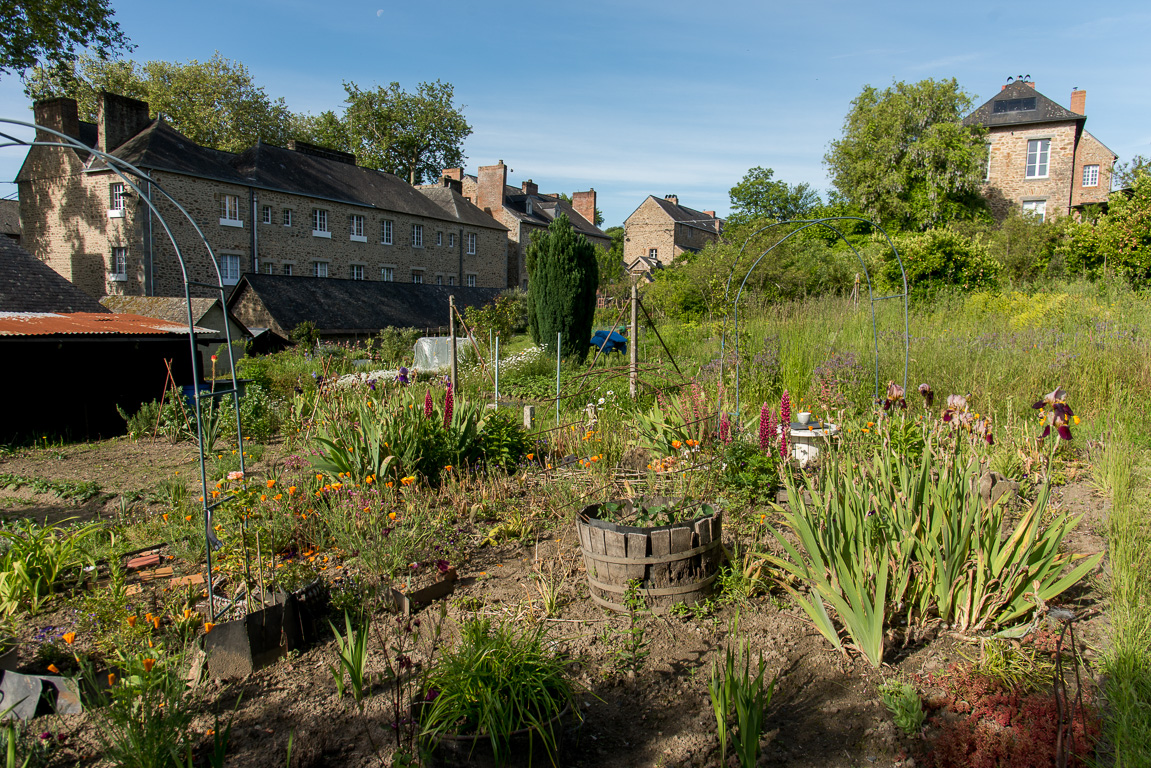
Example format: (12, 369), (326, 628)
(25, 52), (294, 153)
(824, 78), (990, 231)
(1097, 172), (1151, 284)
(1113, 154), (1150, 188)
(880, 226), (999, 296)
(2, 0), (130, 79)
(597, 226), (625, 288)
(339, 80), (471, 184)
(728, 166), (821, 225)
(526, 215), (598, 362)
(290, 109), (350, 154)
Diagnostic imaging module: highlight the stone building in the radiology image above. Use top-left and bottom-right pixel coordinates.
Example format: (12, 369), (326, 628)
(623, 195), (723, 273)
(436, 161), (610, 289)
(17, 93), (509, 300)
(963, 79), (1117, 221)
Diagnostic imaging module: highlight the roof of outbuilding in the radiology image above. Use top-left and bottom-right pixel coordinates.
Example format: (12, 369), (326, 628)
(92, 120), (505, 230)
(227, 274), (502, 334)
(0, 237), (111, 313)
(99, 296), (233, 331)
(963, 80), (1086, 128)
(0, 312), (212, 337)
(0, 199), (20, 236)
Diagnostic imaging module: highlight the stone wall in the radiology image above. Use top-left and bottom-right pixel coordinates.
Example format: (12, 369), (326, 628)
(1071, 131), (1116, 209)
(984, 121), (1079, 219)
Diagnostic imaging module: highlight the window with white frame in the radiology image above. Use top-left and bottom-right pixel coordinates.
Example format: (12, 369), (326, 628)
(381, 266), (394, 282)
(466, 232), (476, 254)
(262, 261), (274, 274)
(282, 263), (293, 276)
(1026, 139), (1050, 178)
(312, 209), (330, 237)
(262, 205), (272, 224)
(984, 142), (992, 181)
(110, 183), (126, 211)
(220, 194), (242, 226)
(412, 224), (423, 248)
(447, 275), (456, 286)
(312, 261), (329, 278)
(382, 219), (393, 245)
(350, 214), (365, 240)
(283, 209), (293, 227)
(435, 274), (443, 285)
(350, 264), (365, 280)
(1082, 164), (1100, 187)
(411, 270), (424, 284)
(436, 231), (443, 246)
(1022, 199), (1047, 222)
(648, 248), (658, 260)
(466, 273), (476, 287)
(109, 247), (127, 279)
(220, 253), (241, 284)
(448, 233), (456, 247)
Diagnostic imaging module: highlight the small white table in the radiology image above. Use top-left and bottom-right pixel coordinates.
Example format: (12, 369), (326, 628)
(788, 422), (839, 466)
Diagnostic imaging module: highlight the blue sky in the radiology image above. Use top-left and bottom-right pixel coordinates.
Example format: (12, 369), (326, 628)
(2, 0), (1149, 227)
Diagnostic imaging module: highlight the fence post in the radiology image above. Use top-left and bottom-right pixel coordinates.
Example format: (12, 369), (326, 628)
(449, 295), (457, 392)
(630, 283), (639, 398)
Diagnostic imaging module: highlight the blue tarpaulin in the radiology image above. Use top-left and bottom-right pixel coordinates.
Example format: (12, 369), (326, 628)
(590, 329), (628, 354)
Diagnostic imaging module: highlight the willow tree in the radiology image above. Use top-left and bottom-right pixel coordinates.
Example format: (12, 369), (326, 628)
(526, 215), (599, 363)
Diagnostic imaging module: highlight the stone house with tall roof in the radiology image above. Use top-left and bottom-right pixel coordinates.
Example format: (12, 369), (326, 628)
(17, 93), (509, 301)
(963, 79), (1117, 221)
(623, 195), (723, 274)
(436, 161), (610, 289)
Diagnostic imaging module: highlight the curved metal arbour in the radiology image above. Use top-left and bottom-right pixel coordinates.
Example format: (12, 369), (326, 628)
(717, 217), (910, 417)
(1, 117), (247, 618)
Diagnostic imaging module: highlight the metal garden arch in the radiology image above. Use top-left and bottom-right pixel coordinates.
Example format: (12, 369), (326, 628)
(718, 217), (910, 417)
(1, 116), (246, 619)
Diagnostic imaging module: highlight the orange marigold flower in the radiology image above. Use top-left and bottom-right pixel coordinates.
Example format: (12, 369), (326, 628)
(63, 632), (75, 645)
(152, 617), (160, 630)
(388, 511), (397, 521)
(163, 513), (169, 521)
(526, 453), (534, 460)
(672, 440), (681, 449)
(205, 622), (216, 633)
(401, 476), (416, 486)
(260, 494), (267, 502)
(183, 609), (193, 619)
(274, 494), (282, 501)
(266, 479), (276, 488)
(316, 473), (324, 481)
(288, 486), (297, 495)
(127, 616), (137, 627)
(108, 673), (116, 686)
(47, 664), (60, 674)
(185, 515), (192, 521)
(142, 658), (155, 673)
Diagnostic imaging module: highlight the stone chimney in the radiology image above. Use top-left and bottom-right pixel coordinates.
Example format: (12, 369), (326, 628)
(442, 167), (463, 182)
(1070, 89), (1086, 115)
(33, 97), (80, 143)
(665, 194), (679, 206)
(97, 92), (151, 153)
(572, 189), (596, 225)
(521, 179), (538, 195)
(441, 176), (462, 193)
(477, 161), (507, 215)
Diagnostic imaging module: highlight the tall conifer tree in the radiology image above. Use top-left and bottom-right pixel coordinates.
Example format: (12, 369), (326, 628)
(526, 215), (598, 363)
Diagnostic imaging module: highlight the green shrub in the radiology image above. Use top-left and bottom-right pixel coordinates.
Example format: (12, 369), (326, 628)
(238, 384), (283, 441)
(880, 226), (999, 296)
(373, 326), (421, 367)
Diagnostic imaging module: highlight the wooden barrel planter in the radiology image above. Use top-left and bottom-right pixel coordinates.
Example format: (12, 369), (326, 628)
(576, 500), (723, 613)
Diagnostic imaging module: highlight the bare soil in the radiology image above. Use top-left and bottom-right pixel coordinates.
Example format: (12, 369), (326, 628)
(0, 441), (1110, 768)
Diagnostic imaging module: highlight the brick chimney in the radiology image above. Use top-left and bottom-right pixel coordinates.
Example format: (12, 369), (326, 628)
(97, 92), (151, 153)
(521, 179), (538, 195)
(703, 210), (716, 218)
(477, 161), (507, 215)
(33, 97), (80, 143)
(1070, 89), (1086, 115)
(441, 167), (463, 182)
(572, 189), (596, 225)
(665, 194), (678, 206)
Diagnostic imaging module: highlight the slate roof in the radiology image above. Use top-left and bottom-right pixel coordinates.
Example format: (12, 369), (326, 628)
(0, 237), (110, 313)
(0, 312), (211, 337)
(460, 174), (609, 241)
(963, 81), (1086, 128)
(0, 199), (20, 237)
(227, 274), (501, 334)
(628, 196), (724, 234)
(93, 120), (505, 230)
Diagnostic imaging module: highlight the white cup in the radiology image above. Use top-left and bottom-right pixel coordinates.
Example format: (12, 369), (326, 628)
(797, 411), (812, 425)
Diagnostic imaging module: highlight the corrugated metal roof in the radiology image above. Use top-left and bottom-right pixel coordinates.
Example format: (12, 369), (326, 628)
(0, 312), (213, 337)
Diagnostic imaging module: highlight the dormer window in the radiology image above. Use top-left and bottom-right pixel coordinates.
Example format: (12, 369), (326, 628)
(526, 198), (533, 216)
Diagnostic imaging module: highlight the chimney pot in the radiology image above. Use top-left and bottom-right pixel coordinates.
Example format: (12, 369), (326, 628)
(665, 194), (678, 206)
